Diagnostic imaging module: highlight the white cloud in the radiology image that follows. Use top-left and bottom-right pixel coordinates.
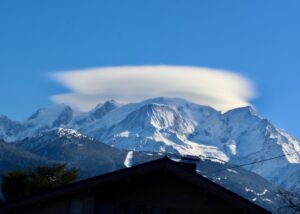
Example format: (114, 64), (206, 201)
(50, 65), (255, 112)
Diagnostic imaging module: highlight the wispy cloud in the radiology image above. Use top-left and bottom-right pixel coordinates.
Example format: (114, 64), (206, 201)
(50, 65), (255, 112)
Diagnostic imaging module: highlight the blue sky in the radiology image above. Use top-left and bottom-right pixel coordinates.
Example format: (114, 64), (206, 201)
(1, 1), (300, 138)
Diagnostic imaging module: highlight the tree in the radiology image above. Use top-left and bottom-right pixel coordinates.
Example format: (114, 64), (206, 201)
(1, 164), (78, 201)
(278, 189), (300, 214)
(1, 171), (32, 201)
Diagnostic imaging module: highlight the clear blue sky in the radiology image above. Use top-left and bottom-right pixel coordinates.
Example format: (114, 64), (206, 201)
(1, 1), (300, 138)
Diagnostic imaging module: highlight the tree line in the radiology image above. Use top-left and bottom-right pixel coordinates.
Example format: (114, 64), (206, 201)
(1, 163), (78, 201)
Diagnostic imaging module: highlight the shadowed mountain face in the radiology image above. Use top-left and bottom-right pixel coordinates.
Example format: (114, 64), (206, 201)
(15, 128), (128, 179)
(0, 139), (48, 172)
(0, 97), (299, 212)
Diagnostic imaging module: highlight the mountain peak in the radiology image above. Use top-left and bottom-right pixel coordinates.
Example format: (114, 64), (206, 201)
(56, 128), (87, 138)
(91, 100), (120, 119)
(141, 97), (218, 113)
(102, 99), (120, 109)
(224, 105), (258, 117)
(136, 103), (174, 116)
(27, 104), (71, 121)
(25, 104), (73, 130)
(0, 114), (11, 121)
(118, 103), (189, 131)
(142, 97), (191, 106)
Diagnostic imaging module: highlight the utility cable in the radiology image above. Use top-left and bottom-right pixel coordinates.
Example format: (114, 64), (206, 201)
(202, 150), (300, 175)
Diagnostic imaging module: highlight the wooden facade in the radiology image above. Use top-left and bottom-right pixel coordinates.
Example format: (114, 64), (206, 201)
(0, 157), (270, 214)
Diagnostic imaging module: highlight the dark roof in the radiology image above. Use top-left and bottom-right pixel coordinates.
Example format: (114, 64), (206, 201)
(0, 157), (270, 213)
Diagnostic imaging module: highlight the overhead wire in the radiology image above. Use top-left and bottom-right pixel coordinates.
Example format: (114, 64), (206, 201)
(201, 149), (300, 175)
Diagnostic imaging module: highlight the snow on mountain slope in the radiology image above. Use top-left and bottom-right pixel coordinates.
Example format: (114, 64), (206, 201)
(195, 158), (287, 213)
(124, 151), (134, 167)
(101, 103), (228, 160)
(72, 100), (120, 127)
(0, 116), (23, 142)
(26, 104), (72, 127)
(81, 97), (218, 132)
(19, 104), (73, 138)
(219, 107), (300, 194)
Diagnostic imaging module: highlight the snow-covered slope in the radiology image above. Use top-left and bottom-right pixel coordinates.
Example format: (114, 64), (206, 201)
(0, 116), (23, 142)
(194, 157), (288, 213)
(72, 100), (120, 128)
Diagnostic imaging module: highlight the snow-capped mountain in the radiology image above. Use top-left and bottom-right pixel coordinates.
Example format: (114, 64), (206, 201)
(1, 97), (300, 211)
(16, 128), (128, 178)
(27, 104), (73, 126)
(74, 97), (300, 195)
(0, 104), (73, 142)
(0, 115), (23, 142)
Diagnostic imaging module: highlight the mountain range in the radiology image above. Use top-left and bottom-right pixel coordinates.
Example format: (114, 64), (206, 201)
(0, 97), (300, 212)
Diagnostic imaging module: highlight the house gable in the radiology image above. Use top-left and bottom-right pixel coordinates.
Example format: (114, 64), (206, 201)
(0, 157), (270, 214)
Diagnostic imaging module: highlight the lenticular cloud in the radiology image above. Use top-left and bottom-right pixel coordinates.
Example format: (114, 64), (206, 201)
(50, 65), (255, 112)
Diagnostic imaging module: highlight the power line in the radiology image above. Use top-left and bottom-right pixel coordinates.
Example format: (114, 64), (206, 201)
(202, 150), (300, 175)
